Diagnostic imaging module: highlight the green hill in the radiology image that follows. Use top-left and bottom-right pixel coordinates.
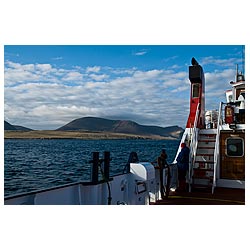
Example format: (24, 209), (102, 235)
(57, 117), (183, 139)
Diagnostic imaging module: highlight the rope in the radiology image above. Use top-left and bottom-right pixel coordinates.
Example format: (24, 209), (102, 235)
(98, 160), (112, 205)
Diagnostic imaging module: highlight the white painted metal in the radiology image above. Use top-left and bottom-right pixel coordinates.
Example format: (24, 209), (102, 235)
(5, 162), (162, 205)
(188, 103), (200, 192)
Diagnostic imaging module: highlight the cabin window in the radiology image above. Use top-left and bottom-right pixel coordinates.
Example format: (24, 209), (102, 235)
(192, 84), (200, 98)
(236, 88), (245, 100)
(226, 138), (244, 157)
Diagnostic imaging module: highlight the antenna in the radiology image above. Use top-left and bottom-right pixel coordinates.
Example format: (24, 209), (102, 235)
(236, 64), (238, 82)
(242, 45), (245, 75)
(235, 46), (245, 82)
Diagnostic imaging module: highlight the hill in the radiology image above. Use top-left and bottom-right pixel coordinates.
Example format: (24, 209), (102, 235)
(57, 117), (183, 139)
(4, 121), (17, 130)
(4, 121), (33, 131)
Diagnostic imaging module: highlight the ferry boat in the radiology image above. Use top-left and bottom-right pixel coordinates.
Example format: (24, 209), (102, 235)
(4, 58), (245, 205)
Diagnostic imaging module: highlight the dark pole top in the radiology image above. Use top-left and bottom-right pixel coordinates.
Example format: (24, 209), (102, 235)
(191, 57), (199, 66)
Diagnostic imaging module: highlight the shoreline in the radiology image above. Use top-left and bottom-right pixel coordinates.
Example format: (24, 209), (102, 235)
(4, 130), (179, 140)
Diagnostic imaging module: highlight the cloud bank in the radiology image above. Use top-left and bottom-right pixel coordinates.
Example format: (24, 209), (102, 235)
(4, 56), (238, 130)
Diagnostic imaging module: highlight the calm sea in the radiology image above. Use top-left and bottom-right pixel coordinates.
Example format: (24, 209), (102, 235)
(4, 139), (180, 197)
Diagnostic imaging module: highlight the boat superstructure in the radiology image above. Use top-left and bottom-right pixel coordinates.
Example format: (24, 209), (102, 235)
(4, 58), (245, 205)
(175, 58), (245, 194)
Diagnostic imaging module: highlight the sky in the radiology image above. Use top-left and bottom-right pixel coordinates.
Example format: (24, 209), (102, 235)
(4, 45), (245, 130)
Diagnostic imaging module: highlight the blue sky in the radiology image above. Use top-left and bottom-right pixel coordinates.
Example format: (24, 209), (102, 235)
(4, 45), (244, 130)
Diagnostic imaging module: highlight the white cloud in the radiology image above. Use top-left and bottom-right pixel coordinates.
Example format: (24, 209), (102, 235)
(171, 85), (189, 93)
(5, 61), (21, 69)
(4, 62), (56, 85)
(5, 67), (41, 85)
(89, 74), (109, 81)
(110, 67), (137, 75)
(86, 66), (101, 73)
(5, 63), (190, 129)
(201, 56), (242, 68)
(22, 64), (35, 71)
(4, 58), (240, 130)
(6, 104), (100, 130)
(62, 71), (83, 81)
(133, 69), (163, 80)
(36, 64), (52, 72)
(134, 51), (147, 56)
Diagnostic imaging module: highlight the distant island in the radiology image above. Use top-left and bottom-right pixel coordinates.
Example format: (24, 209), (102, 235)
(4, 117), (184, 140)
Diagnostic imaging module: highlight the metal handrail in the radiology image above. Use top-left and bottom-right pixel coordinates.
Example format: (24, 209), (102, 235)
(212, 102), (222, 194)
(188, 103), (200, 192)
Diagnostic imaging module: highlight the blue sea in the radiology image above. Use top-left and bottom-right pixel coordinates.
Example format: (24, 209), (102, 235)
(4, 139), (180, 197)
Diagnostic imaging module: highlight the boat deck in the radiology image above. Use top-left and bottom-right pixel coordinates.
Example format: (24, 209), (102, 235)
(151, 187), (245, 205)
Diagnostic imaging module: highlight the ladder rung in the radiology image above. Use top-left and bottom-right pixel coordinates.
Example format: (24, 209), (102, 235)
(191, 184), (213, 188)
(199, 133), (216, 136)
(193, 168), (214, 171)
(196, 153), (214, 156)
(195, 160), (214, 164)
(197, 146), (215, 149)
(192, 176), (213, 180)
(198, 139), (216, 142)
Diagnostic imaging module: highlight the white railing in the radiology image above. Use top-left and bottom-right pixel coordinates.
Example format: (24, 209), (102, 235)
(212, 102), (222, 194)
(188, 103), (200, 192)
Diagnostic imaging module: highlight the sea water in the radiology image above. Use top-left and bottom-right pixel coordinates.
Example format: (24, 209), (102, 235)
(4, 139), (180, 197)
